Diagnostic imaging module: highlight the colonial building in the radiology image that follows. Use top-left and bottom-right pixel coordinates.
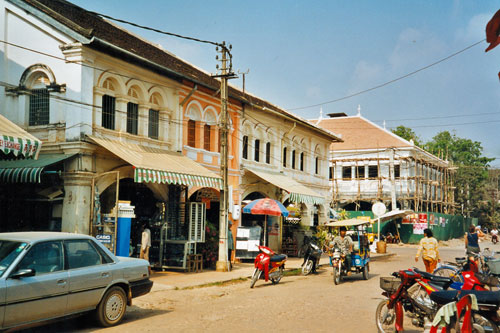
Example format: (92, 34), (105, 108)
(315, 112), (454, 214)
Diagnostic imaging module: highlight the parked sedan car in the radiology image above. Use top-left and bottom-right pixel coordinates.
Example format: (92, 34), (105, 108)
(0, 232), (153, 331)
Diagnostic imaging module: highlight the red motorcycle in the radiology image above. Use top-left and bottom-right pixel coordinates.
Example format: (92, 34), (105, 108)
(376, 268), (496, 332)
(250, 245), (287, 288)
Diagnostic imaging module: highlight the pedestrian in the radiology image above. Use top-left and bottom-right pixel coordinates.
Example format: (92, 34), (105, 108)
(140, 222), (151, 262)
(465, 225), (480, 261)
(228, 220), (234, 270)
(415, 228), (440, 273)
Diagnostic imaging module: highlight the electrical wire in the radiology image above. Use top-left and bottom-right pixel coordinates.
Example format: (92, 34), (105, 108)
(287, 39), (486, 111)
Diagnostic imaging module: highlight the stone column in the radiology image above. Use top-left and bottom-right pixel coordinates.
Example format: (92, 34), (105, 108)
(61, 171), (94, 234)
(115, 95), (128, 132)
(138, 105), (149, 137)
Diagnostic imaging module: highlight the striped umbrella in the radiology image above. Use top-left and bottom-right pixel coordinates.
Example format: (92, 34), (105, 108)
(243, 198), (288, 247)
(243, 198), (289, 217)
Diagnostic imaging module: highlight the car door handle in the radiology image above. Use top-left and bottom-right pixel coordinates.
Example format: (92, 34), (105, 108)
(101, 272), (110, 278)
(57, 279), (67, 285)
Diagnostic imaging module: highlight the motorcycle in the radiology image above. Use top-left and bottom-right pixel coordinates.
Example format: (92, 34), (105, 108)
(250, 245), (287, 288)
(376, 269), (497, 332)
(492, 234), (498, 245)
(301, 237), (322, 275)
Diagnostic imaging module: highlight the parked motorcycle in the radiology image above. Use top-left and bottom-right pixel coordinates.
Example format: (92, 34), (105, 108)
(250, 245), (287, 288)
(375, 268), (497, 332)
(430, 290), (500, 332)
(301, 236), (322, 275)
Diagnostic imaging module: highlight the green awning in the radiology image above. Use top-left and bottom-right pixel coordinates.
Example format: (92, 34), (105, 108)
(0, 154), (76, 183)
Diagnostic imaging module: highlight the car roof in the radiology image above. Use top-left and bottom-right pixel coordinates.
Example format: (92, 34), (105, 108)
(0, 232), (93, 243)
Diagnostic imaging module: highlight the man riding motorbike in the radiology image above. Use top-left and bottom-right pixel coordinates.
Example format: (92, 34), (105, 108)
(491, 227), (498, 244)
(331, 226), (353, 275)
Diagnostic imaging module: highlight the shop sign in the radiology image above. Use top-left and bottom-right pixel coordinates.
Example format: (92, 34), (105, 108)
(196, 188), (219, 201)
(419, 213), (427, 224)
(413, 223), (427, 235)
(96, 234), (112, 244)
(402, 213), (419, 224)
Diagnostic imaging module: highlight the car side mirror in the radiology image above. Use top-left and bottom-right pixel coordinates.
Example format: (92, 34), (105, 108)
(10, 268), (36, 279)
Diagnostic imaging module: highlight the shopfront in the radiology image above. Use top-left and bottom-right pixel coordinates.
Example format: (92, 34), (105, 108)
(0, 153), (76, 232)
(89, 136), (222, 270)
(239, 168), (325, 259)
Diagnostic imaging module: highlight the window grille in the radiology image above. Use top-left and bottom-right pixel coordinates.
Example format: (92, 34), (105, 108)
(148, 109), (159, 139)
(101, 95), (115, 130)
(126, 102), (138, 135)
(292, 150), (296, 169)
(242, 136), (248, 159)
(300, 152), (304, 171)
(283, 147), (287, 168)
(265, 142), (271, 164)
(204, 124), (211, 151)
(187, 120), (196, 147)
(29, 88), (49, 126)
(315, 157), (319, 174)
(254, 139), (260, 162)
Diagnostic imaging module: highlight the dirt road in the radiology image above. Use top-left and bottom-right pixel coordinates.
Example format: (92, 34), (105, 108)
(21, 241), (500, 332)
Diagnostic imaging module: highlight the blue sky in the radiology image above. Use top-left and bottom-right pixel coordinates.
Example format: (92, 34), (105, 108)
(73, 0), (500, 166)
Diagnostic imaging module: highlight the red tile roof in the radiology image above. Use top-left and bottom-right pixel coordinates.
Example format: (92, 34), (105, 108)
(315, 116), (413, 150)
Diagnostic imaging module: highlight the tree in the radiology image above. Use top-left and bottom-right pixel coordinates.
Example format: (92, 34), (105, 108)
(391, 125), (423, 147)
(426, 131), (494, 221)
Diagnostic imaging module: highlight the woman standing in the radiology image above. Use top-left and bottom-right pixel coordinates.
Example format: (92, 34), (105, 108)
(465, 225), (480, 260)
(415, 228), (440, 273)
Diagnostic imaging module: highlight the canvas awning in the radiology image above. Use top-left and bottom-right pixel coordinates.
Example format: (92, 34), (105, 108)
(0, 154), (76, 183)
(89, 136), (222, 188)
(0, 115), (42, 159)
(245, 168), (324, 205)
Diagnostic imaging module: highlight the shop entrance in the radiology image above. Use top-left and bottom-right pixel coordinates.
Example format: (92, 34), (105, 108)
(189, 187), (220, 269)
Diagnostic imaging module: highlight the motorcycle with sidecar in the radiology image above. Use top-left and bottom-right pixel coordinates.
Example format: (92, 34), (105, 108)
(325, 219), (371, 285)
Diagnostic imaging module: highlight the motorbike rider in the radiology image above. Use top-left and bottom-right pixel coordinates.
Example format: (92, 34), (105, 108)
(332, 226), (354, 275)
(491, 227), (499, 243)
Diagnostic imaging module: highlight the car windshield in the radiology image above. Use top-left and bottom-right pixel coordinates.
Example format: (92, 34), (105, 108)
(0, 241), (28, 277)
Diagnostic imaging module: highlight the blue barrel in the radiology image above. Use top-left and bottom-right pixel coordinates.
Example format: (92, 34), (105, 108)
(116, 217), (131, 257)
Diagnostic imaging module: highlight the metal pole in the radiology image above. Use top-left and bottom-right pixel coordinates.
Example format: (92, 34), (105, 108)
(389, 148), (397, 211)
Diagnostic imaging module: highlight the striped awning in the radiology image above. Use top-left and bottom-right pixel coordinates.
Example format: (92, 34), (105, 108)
(245, 168), (325, 205)
(0, 115), (42, 159)
(89, 136), (222, 189)
(0, 154), (76, 183)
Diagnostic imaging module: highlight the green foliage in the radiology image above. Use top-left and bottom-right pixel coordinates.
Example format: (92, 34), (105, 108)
(315, 209), (347, 250)
(391, 126), (423, 147)
(199, 220), (219, 268)
(426, 131), (494, 220)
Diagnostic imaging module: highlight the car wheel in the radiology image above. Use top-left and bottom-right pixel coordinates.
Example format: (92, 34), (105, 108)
(96, 286), (127, 327)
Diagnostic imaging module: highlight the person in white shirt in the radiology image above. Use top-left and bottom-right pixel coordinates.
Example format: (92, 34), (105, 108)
(140, 222), (151, 261)
(491, 227), (499, 244)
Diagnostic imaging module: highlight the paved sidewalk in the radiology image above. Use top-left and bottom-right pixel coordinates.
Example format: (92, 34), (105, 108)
(149, 251), (395, 291)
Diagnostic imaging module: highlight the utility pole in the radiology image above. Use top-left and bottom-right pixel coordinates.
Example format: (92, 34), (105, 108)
(214, 42), (237, 272)
(389, 148), (397, 211)
(237, 69), (249, 94)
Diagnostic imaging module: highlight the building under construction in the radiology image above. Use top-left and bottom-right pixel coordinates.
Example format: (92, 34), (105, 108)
(314, 112), (455, 214)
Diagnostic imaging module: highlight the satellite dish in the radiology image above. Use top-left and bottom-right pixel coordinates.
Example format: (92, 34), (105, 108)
(372, 202), (386, 217)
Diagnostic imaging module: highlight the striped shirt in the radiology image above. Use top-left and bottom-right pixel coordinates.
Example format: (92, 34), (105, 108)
(416, 237), (440, 261)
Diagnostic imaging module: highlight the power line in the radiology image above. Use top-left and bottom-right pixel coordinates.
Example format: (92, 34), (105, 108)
(88, 11), (223, 48)
(287, 39), (486, 111)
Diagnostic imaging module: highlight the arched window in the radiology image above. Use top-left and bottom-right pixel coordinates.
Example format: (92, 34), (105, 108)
(28, 74), (50, 126)
(265, 142), (271, 164)
(102, 94), (116, 130)
(204, 124), (211, 151)
(187, 119), (196, 147)
(148, 93), (161, 140)
(242, 136), (248, 159)
(315, 156), (319, 175)
(291, 150), (296, 169)
(300, 152), (304, 171)
(254, 139), (260, 162)
(283, 147), (287, 168)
